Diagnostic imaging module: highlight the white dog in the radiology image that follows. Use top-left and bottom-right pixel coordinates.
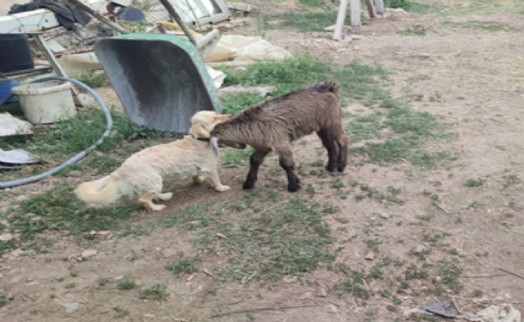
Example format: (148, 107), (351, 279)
(75, 111), (231, 211)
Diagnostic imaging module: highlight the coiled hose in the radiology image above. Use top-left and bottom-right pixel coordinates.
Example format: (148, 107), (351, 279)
(0, 76), (113, 189)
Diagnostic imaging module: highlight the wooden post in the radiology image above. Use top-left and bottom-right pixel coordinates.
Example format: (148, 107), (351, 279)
(32, 33), (68, 78)
(333, 0), (348, 41)
(158, 0), (198, 47)
(350, 0), (361, 27)
(33, 33), (81, 101)
(375, 0), (385, 15)
(365, 0), (376, 18)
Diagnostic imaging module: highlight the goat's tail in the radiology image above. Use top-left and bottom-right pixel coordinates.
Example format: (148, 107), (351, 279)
(313, 81), (339, 96)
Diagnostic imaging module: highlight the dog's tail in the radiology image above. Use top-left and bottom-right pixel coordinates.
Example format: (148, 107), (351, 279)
(74, 175), (121, 206)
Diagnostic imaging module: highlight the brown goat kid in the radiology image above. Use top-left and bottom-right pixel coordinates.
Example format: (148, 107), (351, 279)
(209, 82), (349, 192)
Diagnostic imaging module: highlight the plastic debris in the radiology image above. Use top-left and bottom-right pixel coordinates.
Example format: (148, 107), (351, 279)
(425, 299), (459, 318)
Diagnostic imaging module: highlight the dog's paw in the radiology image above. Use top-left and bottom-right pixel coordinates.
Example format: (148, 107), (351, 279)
(154, 204), (166, 211)
(215, 185), (231, 192)
(158, 192), (173, 201)
(145, 203), (166, 211)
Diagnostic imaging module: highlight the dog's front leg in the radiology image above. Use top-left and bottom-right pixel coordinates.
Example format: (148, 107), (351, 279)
(204, 167), (230, 192)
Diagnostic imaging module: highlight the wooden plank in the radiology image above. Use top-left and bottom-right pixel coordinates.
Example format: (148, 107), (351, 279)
(32, 33), (68, 78)
(365, 0), (376, 18)
(350, 0), (361, 27)
(332, 0), (348, 41)
(375, 0), (385, 15)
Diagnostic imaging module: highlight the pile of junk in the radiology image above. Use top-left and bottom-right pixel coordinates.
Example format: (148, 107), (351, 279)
(0, 0), (291, 187)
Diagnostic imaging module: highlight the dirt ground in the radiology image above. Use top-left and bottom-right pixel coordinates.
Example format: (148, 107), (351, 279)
(1, 0), (524, 321)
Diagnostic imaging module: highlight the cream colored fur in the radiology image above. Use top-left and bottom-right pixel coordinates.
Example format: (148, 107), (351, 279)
(75, 111), (231, 211)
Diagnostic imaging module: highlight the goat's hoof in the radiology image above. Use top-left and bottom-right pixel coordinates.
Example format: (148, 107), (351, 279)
(337, 165), (346, 172)
(287, 183), (301, 193)
(242, 180), (256, 190)
(326, 164), (336, 172)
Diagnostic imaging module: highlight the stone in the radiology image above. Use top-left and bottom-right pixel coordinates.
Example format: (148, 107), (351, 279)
(162, 248), (177, 258)
(64, 302), (79, 313)
(81, 249), (98, 259)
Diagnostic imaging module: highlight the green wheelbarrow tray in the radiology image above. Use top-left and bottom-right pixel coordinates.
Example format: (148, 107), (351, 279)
(94, 33), (221, 133)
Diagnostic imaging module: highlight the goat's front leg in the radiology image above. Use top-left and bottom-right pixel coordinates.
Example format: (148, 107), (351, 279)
(243, 149), (271, 190)
(275, 144), (300, 192)
(317, 129), (338, 172)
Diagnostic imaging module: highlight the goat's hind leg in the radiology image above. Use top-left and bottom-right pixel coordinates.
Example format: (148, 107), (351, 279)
(275, 144), (300, 192)
(243, 149), (270, 190)
(317, 129), (338, 172)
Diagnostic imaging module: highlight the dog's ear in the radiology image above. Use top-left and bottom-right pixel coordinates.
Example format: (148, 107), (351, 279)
(216, 114), (231, 122)
(189, 122), (211, 138)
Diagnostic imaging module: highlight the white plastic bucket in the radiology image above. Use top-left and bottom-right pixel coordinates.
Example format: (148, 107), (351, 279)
(11, 81), (76, 124)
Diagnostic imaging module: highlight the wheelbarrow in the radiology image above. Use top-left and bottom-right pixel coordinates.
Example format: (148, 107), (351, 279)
(94, 33), (221, 133)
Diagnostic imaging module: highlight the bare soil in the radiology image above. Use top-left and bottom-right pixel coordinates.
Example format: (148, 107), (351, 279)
(1, 1), (524, 321)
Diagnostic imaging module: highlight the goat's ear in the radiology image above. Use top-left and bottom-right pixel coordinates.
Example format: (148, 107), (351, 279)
(190, 122), (211, 138)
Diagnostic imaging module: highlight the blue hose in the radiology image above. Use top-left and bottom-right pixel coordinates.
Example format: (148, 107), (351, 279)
(0, 76), (113, 189)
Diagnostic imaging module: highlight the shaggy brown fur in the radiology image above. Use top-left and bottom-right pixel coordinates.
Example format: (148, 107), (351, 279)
(209, 81), (349, 192)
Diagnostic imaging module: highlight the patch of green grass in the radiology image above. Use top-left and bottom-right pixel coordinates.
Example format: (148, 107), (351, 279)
(76, 70), (110, 88)
(335, 266), (382, 300)
(330, 178), (345, 189)
(405, 264), (429, 280)
(298, 0), (328, 7)
(97, 278), (110, 287)
(221, 147), (253, 167)
(163, 189), (333, 282)
(275, 11), (337, 32)
(438, 260), (463, 293)
(0, 295), (7, 307)
(1, 109), (168, 174)
(350, 107), (454, 167)
(113, 306), (130, 318)
(167, 255), (201, 277)
(354, 183), (404, 204)
(219, 93), (265, 115)
(117, 278), (137, 290)
(64, 282), (77, 289)
(345, 112), (384, 142)
(139, 283), (168, 301)
(423, 232), (451, 247)
(3, 184), (139, 256)
(398, 25), (427, 36)
(222, 55), (390, 106)
(502, 174), (521, 188)
(385, 0), (436, 13)
(365, 238), (382, 251)
(465, 178), (486, 187)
